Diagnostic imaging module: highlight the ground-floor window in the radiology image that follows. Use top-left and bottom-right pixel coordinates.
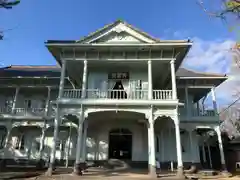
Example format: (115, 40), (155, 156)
(15, 134), (25, 150)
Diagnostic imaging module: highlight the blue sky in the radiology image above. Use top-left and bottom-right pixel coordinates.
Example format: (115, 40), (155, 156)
(0, 0), (235, 66)
(1, 0), (239, 108)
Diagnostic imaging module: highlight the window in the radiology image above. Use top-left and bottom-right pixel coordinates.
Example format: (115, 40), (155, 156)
(155, 136), (159, 153)
(15, 134), (25, 150)
(56, 140), (65, 151)
(0, 133), (6, 149)
(24, 99), (32, 108)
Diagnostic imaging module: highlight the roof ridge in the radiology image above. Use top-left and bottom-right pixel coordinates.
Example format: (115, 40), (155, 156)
(179, 67), (226, 77)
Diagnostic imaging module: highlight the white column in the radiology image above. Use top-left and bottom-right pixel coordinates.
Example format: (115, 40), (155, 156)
(215, 126), (227, 170)
(4, 126), (12, 148)
(58, 60), (66, 98)
(148, 107), (156, 176)
(12, 87), (19, 114)
(169, 128), (174, 171)
(74, 110), (84, 175)
(66, 125), (72, 168)
(211, 88), (218, 113)
(39, 125), (46, 160)
(82, 60), (88, 98)
(188, 130), (195, 163)
(81, 120), (88, 162)
(148, 60), (153, 100)
(174, 115), (184, 177)
(207, 144), (212, 169)
(45, 87), (51, 116)
(185, 86), (190, 117)
(46, 106), (60, 175)
(170, 60), (177, 99)
(160, 130), (164, 163)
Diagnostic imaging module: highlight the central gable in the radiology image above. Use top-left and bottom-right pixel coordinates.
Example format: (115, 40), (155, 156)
(78, 20), (159, 44)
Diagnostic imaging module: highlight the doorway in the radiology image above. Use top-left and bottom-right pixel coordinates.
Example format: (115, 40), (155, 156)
(111, 80), (127, 99)
(108, 128), (132, 160)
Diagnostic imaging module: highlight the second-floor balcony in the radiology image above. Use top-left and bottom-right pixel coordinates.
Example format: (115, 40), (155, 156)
(62, 89), (173, 100)
(0, 107), (55, 117)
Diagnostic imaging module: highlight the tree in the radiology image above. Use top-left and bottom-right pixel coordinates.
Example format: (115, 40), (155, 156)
(0, 0), (20, 9)
(0, 0), (20, 40)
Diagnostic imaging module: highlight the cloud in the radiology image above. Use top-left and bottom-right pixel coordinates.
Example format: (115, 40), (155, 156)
(181, 37), (239, 106)
(183, 37), (235, 74)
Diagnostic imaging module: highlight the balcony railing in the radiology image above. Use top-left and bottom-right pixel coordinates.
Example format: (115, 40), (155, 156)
(62, 89), (173, 100)
(179, 107), (216, 118)
(0, 107), (12, 114)
(13, 108), (46, 116)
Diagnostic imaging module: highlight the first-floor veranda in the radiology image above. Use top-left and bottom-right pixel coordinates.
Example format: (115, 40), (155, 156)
(0, 110), (227, 178)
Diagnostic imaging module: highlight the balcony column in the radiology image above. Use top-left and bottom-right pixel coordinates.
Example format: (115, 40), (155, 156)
(59, 60), (66, 98)
(148, 60), (153, 100)
(185, 86), (190, 117)
(82, 60), (88, 98)
(38, 123), (46, 168)
(215, 126), (227, 172)
(170, 60), (177, 99)
(81, 120), (88, 163)
(147, 106), (156, 177)
(4, 125), (12, 148)
(73, 109), (84, 175)
(173, 113), (185, 179)
(46, 106), (60, 176)
(12, 87), (19, 114)
(211, 88), (218, 114)
(45, 87), (51, 116)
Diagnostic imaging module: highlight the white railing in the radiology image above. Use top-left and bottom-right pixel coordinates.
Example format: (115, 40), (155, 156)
(62, 89), (173, 100)
(192, 109), (216, 117)
(179, 107), (216, 117)
(63, 89), (82, 99)
(153, 90), (172, 100)
(0, 107), (12, 114)
(13, 108), (46, 116)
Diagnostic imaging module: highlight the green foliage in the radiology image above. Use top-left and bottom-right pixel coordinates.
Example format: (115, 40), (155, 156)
(0, 0), (20, 9)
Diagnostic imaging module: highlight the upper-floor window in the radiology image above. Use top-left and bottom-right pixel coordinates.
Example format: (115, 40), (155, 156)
(4, 97), (13, 109)
(24, 99), (32, 108)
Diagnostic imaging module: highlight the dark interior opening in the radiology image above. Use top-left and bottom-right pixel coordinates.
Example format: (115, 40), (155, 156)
(111, 80), (127, 99)
(108, 128), (132, 160)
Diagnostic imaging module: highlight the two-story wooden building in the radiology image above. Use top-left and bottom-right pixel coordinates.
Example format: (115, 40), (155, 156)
(0, 20), (228, 178)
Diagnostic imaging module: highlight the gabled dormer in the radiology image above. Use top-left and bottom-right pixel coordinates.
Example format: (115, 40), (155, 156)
(77, 20), (158, 44)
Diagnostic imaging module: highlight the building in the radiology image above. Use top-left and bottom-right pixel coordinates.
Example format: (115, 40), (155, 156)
(0, 20), (228, 177)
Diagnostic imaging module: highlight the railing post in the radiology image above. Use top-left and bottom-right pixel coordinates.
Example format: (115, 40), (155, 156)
(170, 60), (177, 99)
(82, 60), (88, 98)
(148, 60), (153, 100)
(211, 88), (218, 115)
(185, 86), (190, 117)
(45, 87), (51, 116)
(58, 60), (66, 98)
(12, 87), (19, 114)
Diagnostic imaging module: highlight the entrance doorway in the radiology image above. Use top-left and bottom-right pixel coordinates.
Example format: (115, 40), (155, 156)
(111, 80), (127, 99)
(108, 128), (132, 160)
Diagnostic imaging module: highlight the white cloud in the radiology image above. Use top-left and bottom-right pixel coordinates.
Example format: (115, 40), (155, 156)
(183, 37), (235, 74)
(181, 37), (240, 106)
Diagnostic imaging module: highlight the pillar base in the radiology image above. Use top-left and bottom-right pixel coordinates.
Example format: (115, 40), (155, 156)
(72, 163), (84, 176)
(148, 164), (157, 178)
(36, 159), (45, 170)
(45, 163), (55, 176)
(221, 170), (232, 177)
(176, 166), (187, 179)
(184, 163), (198, 174)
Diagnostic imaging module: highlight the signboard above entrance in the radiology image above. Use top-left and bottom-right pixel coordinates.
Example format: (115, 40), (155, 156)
(108, 72), (129, 80)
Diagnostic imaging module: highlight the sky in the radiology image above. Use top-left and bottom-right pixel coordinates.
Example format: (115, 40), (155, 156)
(0, 0), (239, 107)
